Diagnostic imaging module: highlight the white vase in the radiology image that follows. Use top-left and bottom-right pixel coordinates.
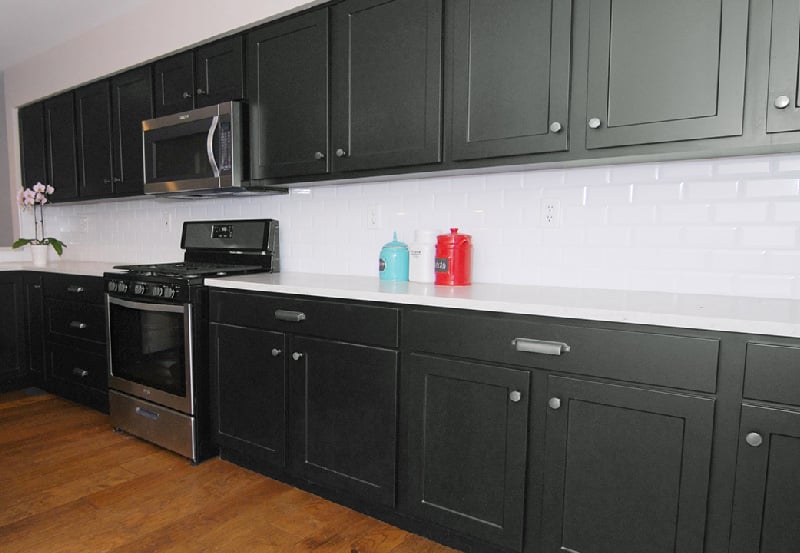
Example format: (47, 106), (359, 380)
(30, 244), (49, 267)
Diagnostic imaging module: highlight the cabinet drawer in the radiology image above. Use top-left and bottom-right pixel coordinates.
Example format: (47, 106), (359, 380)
(42, 273), (105, 304)
(210, 290), (399, 348)
(47, 300), (106, 343)
(403, 309), (719, 393)
(47, 342), (108, 391)
(744, 342), (800, 406)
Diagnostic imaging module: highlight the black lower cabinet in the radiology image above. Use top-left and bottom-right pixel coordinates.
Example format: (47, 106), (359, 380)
(729, 404), (800, 553)
(210, 323), (286, 467)
(23, 274), (45, 386)
(404, 352), (530, 551)
(289, 335), (398, 507)
(540, 376), (715, 553)
(0, 272), (28, 391)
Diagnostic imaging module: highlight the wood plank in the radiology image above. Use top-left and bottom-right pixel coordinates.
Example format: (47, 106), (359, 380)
(0, 391), (459, 553)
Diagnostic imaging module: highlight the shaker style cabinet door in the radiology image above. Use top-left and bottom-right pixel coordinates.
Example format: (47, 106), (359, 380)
(405, 353), (529, 551)
(248, 9), (329, 179)
(0, 274), (26, 388)
(111, 66), (154, 196)
(288, 336), (398, 507)
(75, 80), (114, 198)
(729, 404), (800, 553)
(18, 103), (48, 189)
(448, 0), (571, 160)
(540, 376), (715, 553)
(766, 0), (800, 132)
(154, 51), (195, 116)
(330, 0), (442, 172)
(585, 0), (748, 148)
(44, 92), (79, 201)
(194, 36), (245, 108)
(210, 323), (287, 468)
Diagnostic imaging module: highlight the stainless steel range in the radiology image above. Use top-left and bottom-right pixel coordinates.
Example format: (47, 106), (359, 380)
(104, 219), (279, 462)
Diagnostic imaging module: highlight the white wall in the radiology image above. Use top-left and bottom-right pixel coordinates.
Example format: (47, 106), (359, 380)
(6, 0), (800, 299)
(0, 72), (13, 245)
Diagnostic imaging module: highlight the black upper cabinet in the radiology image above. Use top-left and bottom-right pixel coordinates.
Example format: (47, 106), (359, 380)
(448, 0), (571, 160)
(540, 376), (715, 553)
(330, 0), (442, 172)
(585, 0), (748, 148)
(729, 404), (800, 553)
(248, 10), (329, 179)
(111, 66), (154, 196)
(154, 51), (195, 116)
(155, 36), (244, 116)
(405, 352), (529, 551)
(76, 81), (114, 198)
(766, 0), (800, 133)
(18, 104), (48, 189)
(195, 36), (245, 108)
(44, 92), (79, 201)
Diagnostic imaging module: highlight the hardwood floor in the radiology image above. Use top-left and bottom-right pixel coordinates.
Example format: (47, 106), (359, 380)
(0, 391), (458, 553)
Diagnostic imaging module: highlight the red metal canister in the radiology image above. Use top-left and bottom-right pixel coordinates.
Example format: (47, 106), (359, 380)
(434, 228), (472, 285)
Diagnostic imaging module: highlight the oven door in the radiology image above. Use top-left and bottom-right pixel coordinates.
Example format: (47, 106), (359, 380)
(106, 295), (194, 414)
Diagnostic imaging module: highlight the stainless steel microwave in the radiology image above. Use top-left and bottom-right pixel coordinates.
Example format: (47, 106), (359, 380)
(142, 101), (245, 196)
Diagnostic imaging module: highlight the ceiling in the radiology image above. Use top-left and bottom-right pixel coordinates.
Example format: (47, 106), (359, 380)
(0, 0), (151, 71)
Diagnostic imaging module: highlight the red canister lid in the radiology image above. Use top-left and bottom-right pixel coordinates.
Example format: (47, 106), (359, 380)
(437, 228), (472, 245)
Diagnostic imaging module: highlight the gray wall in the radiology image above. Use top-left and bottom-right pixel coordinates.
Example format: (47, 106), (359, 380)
(0, 72), (13, 246)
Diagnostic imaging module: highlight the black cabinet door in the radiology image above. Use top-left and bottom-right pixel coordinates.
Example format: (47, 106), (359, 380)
(540, 376), (715, 553)
(289, 336), (398, 506)
(154, 51), (195, 116)
(405, 353), (529, 551)
(18, 103), (48, 189)
(195, 36), (245, 108)
(23, 274), (44, 385)
(248, 10), (329, 179)
(76, 80), (113, 198)
(44, 92), (79, 201)
(330, 0), (442, 172)
(729, 404), (800, 553)
(111, 66), (153, 196)
(210, 323), (287, 467)
(585, 0), (748, 148)
(0, 273), (26, 389)
(448, 0), (571, 160)
(766, 0), (800, 132)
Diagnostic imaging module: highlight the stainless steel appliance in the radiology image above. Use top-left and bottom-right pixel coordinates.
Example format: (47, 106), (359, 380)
(142, 101), (247, 196)
(104, 219), (279, 462)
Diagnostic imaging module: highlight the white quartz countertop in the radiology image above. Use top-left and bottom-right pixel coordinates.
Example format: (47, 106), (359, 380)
(205, 272), (800, 338)
(0, 259), (123, 277)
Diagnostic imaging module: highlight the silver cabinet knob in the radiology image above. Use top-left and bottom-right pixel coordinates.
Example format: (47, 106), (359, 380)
(72, 367), (89, 378)
(588, 117), (602, 129)
(314, 151), (325, 160)
(271, 348), (282, 357)
(548, 397), (562, 410)
(549, 121), (563, 133)
(182, 91), (192, 99)
(196, 88), (207, 96)
(774, 95), (791, 109)
(509, 390), (522, 403)
(291, 352), (304, 361)
(335, 148), (347, 158)
(745, 432), (763, 447)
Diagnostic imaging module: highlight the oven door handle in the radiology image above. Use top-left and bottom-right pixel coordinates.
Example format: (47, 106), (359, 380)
(108, 296), (187, 314)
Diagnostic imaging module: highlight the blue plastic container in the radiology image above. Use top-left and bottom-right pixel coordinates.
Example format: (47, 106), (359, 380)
(379, 231), (409, 281)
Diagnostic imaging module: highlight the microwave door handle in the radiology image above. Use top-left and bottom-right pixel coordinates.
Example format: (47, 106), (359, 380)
(206, 115), (220, 177)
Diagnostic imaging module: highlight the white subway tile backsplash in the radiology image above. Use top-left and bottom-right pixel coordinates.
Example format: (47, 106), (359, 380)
(766, 251), (800, 274)
(684, 226), (738, 249)
(710, 250), (767, 273)
(632, 226), (684, 247)
(743, 178), (800, 198)
(734, 275), (796, 298)
(609, 163), (659, 184)
(774, 201), (800, 222)
(564, 166), (611, 187)
(715, 157), (772, 176)
(713, 202), (769, 223)
(740, 226), (798, 249)
(683, 180), (739, 201)
(563, 205), (607, 227)
(658, 204), (712, 224)
(776, 155), (800, 173)
(632, 182), (681, 203)
(659, 160), (714, 180)
(608, 205), (656, 226)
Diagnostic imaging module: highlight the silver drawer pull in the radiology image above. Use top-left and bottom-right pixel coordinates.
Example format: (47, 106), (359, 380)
(69, 321), (88, 329)
(512, 338), (570, 355)
(72, 367), (89, 378)
(275, 310), (306, 323)
(292, 352), (304, 361)
(135, 406), (160, 421)
(67, 285), (85, 293)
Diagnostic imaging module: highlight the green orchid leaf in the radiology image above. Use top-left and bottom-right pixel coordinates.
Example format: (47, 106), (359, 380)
(45, 238), (66, 256)
(12, 238), (32, 249)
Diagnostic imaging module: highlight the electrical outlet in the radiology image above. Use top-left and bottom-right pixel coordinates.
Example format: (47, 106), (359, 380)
(78, 216), (89, 233)
(541, 199), (561, 227)
(367, 205), (382, 229)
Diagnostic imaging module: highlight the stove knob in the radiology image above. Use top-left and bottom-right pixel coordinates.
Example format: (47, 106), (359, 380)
(117, 281), (128, 294)
(150, 285), (164, 298)
(133, 283), (146, 295)
(162, 286), (176, 299)
(108, 281), (118, 292)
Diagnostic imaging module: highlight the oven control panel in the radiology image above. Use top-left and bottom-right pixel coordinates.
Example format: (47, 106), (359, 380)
(106, 279), (186, 303)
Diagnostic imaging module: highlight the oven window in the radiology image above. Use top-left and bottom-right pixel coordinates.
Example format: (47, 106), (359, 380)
(109, 302), (187, 397)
